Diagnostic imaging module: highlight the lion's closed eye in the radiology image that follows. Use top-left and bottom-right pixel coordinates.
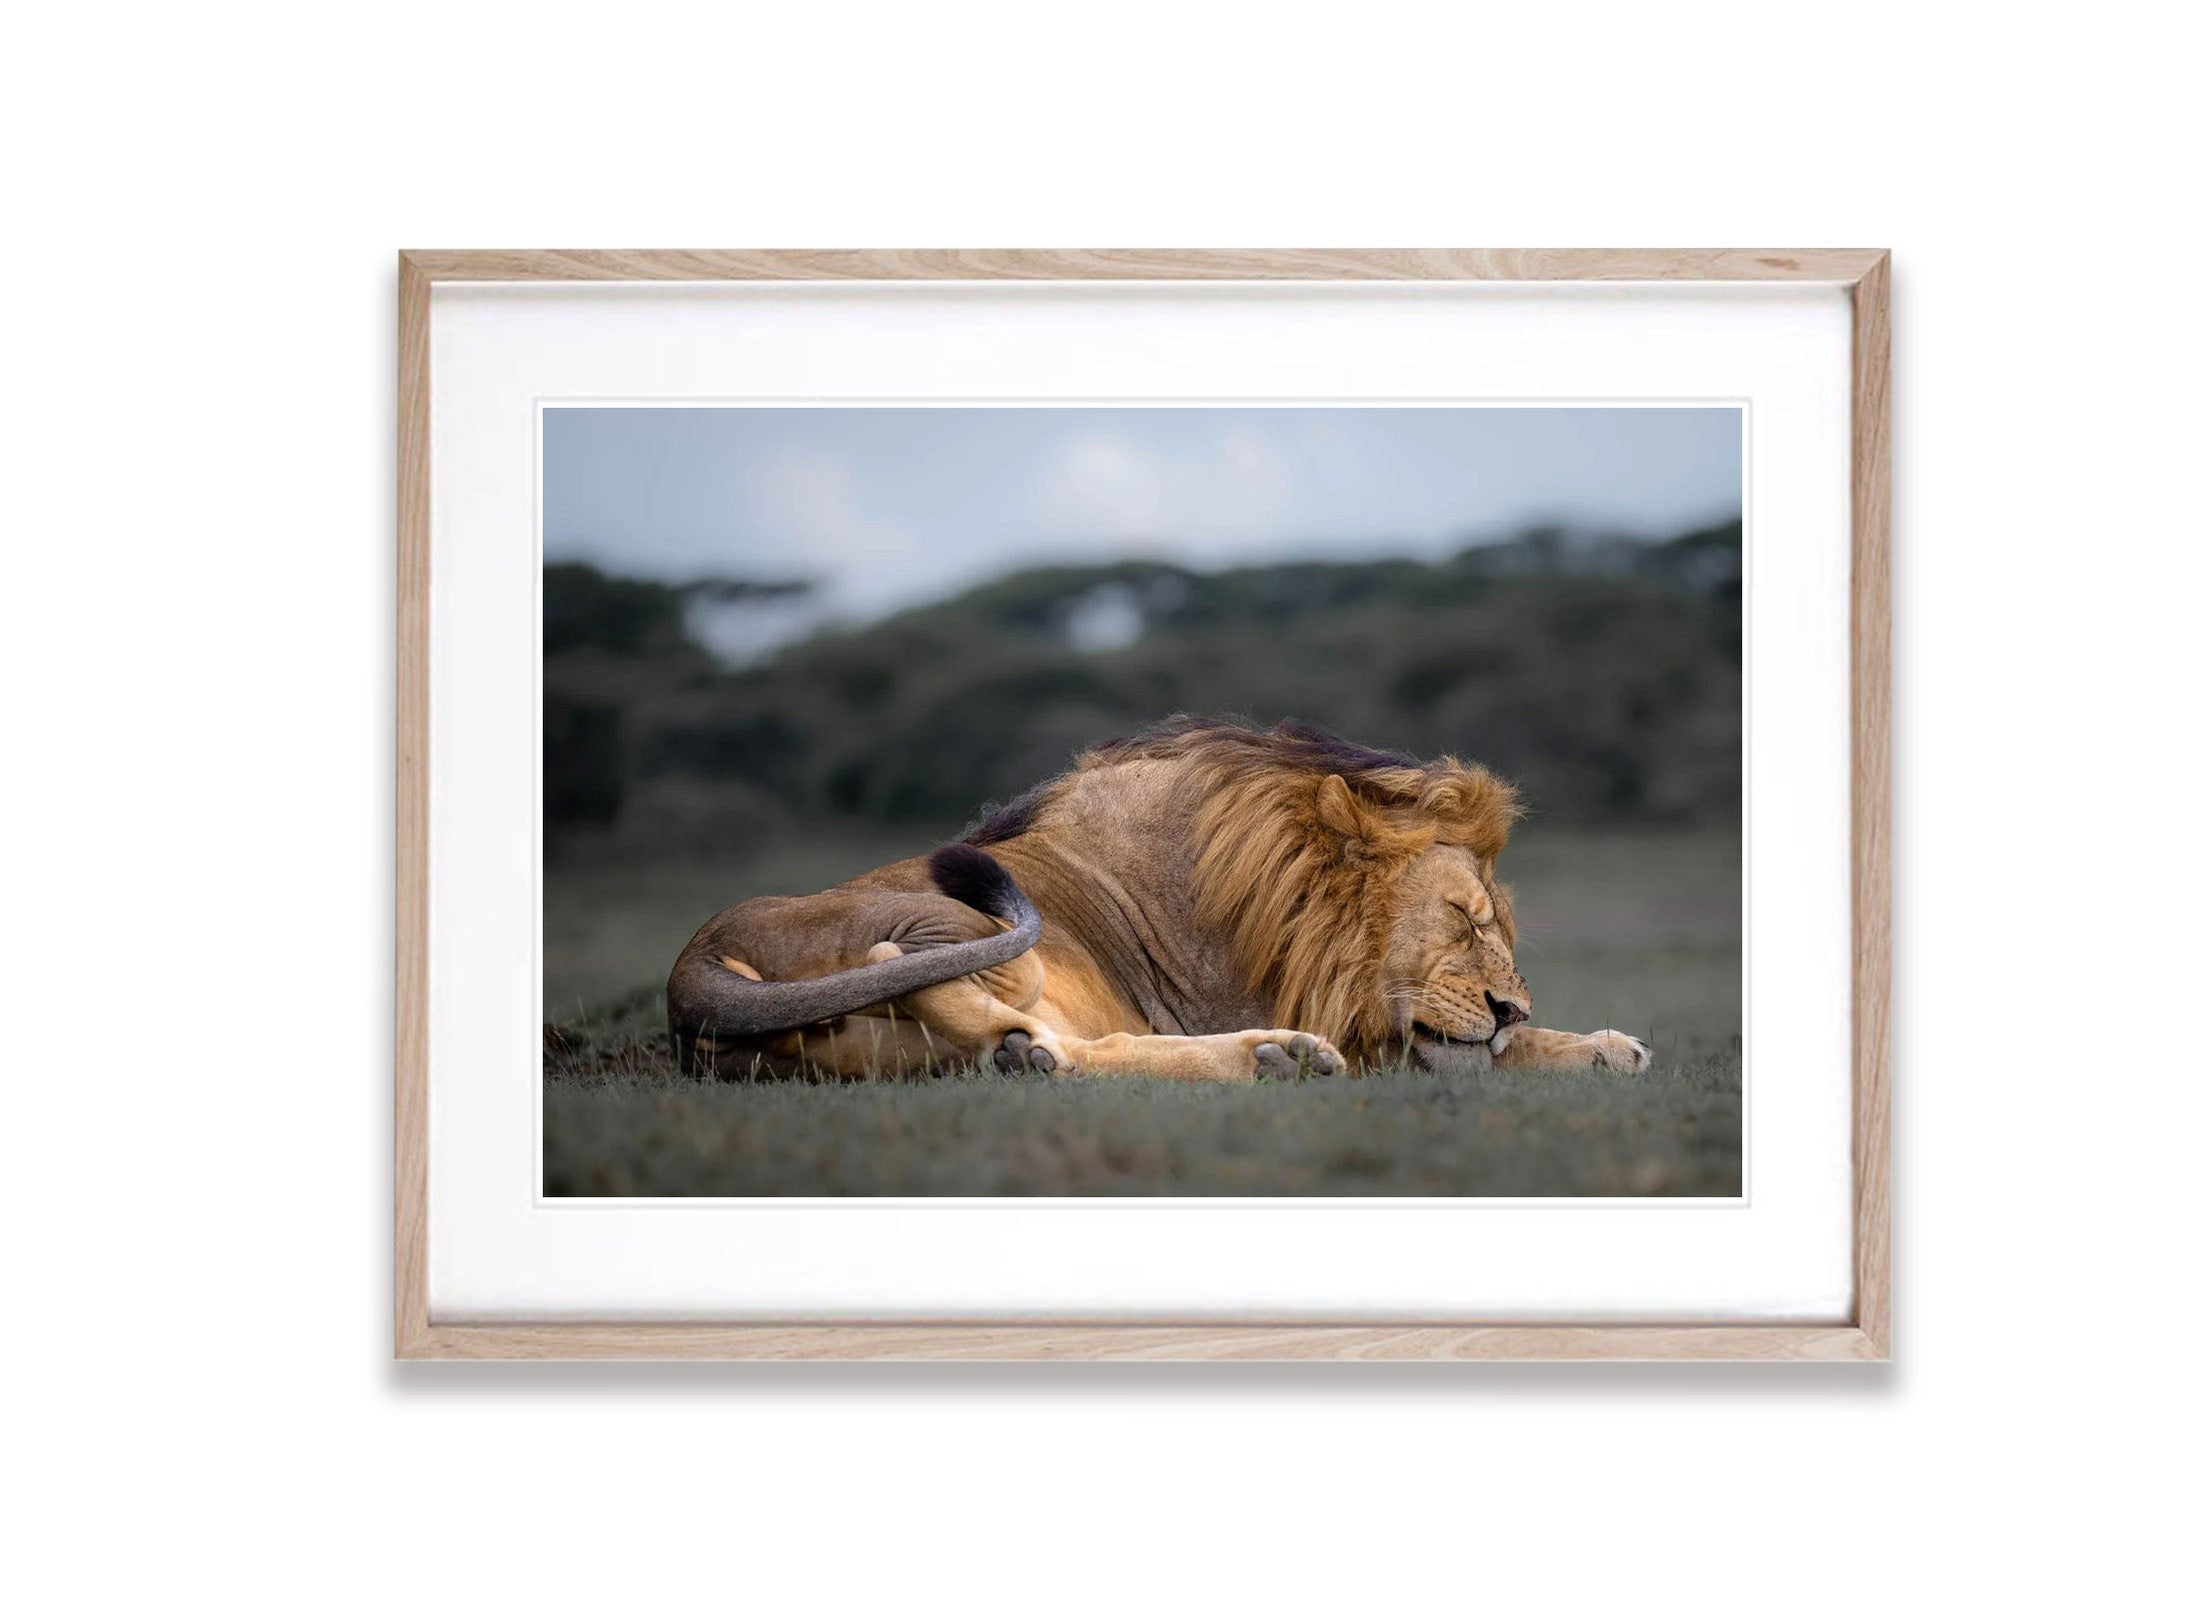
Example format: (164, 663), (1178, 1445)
(1454, 875), (1496, 914)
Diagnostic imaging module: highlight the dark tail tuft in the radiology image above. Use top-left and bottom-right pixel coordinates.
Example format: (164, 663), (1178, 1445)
(927, 842), (1023, 919)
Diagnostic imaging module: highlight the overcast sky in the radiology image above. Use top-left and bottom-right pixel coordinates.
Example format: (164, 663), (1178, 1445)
(545, 405), (1740, 616)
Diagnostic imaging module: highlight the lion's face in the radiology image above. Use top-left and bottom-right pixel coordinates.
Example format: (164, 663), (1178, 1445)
(1382, 844), (1530, 1061)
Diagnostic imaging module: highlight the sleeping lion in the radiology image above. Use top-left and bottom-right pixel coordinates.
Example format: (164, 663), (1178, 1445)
(668, 717), (1651, 1082)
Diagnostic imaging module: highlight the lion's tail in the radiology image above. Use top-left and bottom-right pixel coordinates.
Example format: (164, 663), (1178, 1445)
(669, 844), (1041, 1047)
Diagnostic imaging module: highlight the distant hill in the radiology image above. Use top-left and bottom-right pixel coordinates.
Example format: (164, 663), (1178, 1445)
(545, 520), (1742, 850)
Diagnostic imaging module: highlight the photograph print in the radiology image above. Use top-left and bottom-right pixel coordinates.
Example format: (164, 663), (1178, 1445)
(542, 404), (1743, 1199)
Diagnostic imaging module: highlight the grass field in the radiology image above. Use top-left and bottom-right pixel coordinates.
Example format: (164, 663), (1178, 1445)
(543, 826), (1742, 1198)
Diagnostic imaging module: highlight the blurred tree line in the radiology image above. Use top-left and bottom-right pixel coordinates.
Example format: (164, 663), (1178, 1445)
(545, 521), (1741, 855)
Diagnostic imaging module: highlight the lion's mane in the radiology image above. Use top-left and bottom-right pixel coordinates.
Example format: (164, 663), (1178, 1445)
(1070, 717), (1522, 1052)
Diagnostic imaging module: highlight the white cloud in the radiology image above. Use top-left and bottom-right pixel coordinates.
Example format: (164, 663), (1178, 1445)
(736, 450), (924, 614)
(1035, 433), (1168, 541)
(1033, 425), (1297, 560)
(743, 451), (880, 558)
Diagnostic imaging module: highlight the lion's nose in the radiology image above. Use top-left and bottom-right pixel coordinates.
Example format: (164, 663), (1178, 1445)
(1488, 995), (1528, 1029)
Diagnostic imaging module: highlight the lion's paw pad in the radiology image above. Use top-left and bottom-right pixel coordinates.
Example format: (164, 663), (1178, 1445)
(992, 1029), (1056, 1075)
(1253, 1033), (1344, 1080)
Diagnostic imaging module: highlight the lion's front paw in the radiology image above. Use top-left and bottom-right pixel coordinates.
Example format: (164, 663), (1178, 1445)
(1246, 1031), (1345, 1081)
(1587, 1030), (1653, 1074)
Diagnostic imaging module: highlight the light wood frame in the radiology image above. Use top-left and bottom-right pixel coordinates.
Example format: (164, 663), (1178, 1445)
(397, 248), (1890, 1360)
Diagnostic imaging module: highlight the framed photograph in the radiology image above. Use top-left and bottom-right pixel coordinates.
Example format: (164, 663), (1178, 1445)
(397, 249), (1889, 1359)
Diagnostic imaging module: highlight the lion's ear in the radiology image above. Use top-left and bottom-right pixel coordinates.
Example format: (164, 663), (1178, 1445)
(1417, 761), (1521, 863)
(1313, 774), (1433, 858)
(1314, 773), (1371, 839)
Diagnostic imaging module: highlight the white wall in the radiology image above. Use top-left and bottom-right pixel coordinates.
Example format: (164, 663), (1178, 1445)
(9, 3), (2190, 1593)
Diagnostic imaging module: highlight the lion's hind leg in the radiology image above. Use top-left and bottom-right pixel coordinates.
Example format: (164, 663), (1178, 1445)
(870, 942), (1071, 1076)
(674, 883), (1057, 1080)
(687, 943), (1018, 1082)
